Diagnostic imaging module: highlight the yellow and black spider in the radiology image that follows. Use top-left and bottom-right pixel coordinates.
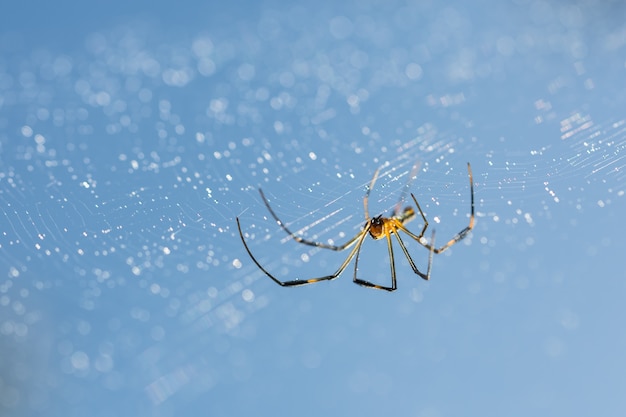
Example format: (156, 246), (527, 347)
(236, 163), (474, 292)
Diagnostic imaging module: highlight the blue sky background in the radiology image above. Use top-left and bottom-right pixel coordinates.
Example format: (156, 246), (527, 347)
(1, 1), (626, 416)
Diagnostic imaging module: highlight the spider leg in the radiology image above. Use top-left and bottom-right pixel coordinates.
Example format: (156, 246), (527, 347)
(236, 217), (369, 287)
(393, 219), (426, 243)
(353, 230), (397, 292)
(422, 162), (475, 254)
(259, 189), (362, 251)
(408, 193), (429, 239)
(392, 161), (421, 216)
(393, 228), (432, 280)
(363, 167), (380, 221)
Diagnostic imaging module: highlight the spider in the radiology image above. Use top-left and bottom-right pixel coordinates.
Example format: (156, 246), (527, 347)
(236, 163), (475, 292)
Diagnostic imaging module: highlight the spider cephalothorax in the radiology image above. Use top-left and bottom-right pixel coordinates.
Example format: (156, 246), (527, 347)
(368, 216), (385, 240)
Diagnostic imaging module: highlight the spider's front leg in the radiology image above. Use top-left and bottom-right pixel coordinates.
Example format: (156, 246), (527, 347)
(353, 229), (397, 292)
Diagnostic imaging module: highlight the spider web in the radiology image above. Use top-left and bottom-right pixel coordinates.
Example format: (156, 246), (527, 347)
(1, 2), (626, 416)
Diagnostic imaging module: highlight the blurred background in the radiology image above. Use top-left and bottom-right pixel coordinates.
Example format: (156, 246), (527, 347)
(1, 0), (625, 416)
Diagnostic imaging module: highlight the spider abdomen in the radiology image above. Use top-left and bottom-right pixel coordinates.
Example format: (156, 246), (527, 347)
(397, 206), (416, 224)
